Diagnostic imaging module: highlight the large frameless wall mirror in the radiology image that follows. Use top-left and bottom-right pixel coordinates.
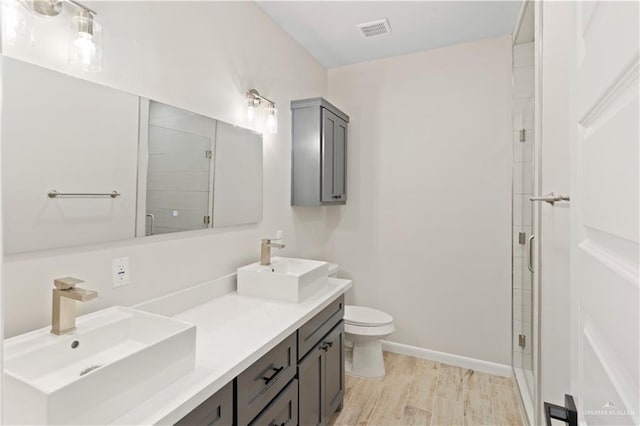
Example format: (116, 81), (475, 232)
(1, 57), (263, 254)
(139, 100), (262, 236)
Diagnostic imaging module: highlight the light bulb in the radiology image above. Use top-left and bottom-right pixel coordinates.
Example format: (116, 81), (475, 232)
(247, 104), (256, 122)
(247, 98), (259, 123)
(73, 32), (96, 66)
(266, 105), (278, 134)
(2, 0), (33, 47)
(69, 12), (102, 72)
(3, 1), (20, 44)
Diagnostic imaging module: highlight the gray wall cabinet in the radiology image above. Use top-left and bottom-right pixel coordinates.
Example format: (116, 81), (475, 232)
(291, 98), (349, 206)
(174, 295), (345, 426)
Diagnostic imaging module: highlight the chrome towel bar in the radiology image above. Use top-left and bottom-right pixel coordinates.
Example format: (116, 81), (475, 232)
(47, 190), (120, 198)
(529, 192), (570, 206)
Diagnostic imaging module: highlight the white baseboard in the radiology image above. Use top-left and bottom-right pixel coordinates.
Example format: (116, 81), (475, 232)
(381, 340), (512, 377)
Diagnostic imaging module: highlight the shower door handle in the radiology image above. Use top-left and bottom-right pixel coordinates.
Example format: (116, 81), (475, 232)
(527, 235), (535, 273)
(146, 213), (155, 236)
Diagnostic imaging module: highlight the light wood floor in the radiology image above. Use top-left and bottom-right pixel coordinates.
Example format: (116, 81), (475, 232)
(329, 352), (526, 426)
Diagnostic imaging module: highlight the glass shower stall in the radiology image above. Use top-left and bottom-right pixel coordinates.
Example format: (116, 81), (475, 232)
(511, 1), (538, 424)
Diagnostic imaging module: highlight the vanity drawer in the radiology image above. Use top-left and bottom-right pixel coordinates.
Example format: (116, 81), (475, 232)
(249, 379), (298, 426)
(297, 295), (344, 360)
(237, 333), (297, 425)
(175, 381), (233, 426)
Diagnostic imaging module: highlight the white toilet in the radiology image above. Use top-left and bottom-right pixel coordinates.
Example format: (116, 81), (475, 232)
(344, 305), (395, 378)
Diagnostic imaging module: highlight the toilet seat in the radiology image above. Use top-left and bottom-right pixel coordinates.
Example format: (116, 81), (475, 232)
(344, 305), (393, 327)
(345, 322), (395, 336)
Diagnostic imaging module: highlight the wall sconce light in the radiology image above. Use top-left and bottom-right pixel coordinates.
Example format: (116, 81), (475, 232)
(2, 0), (102, 72)
(246, 89), (278, 134)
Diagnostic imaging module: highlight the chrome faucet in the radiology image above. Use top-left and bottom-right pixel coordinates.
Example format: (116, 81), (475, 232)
(51, 277), (98, 335)
(260, 238), (285, 266)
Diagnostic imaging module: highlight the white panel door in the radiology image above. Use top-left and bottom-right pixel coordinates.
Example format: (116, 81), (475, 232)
(571, 1), (639, 425)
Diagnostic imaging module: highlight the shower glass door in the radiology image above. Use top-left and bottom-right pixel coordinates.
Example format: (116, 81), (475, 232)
(512, 2), (536, 422)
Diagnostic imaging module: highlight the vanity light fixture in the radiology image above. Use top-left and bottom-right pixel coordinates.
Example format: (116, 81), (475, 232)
(246, 89), (278, 134)
(2, 0), (102, 72)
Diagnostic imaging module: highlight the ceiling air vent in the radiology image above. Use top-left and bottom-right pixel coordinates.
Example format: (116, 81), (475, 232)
(357, 18), (391, 38)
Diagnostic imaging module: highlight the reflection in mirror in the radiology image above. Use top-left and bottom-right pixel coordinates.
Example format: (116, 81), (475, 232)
(145, 101), (215, 235)
(139, 100), (264, 236)
(213, 122), (263, 227)
(1, 58), (140, 254)
(2, 57), (265, 254)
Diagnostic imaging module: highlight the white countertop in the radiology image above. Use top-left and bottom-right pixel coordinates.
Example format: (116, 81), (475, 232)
(112, 277), (351, 425)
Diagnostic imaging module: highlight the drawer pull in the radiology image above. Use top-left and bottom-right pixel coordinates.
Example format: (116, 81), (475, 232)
(262, 366), (285, 385)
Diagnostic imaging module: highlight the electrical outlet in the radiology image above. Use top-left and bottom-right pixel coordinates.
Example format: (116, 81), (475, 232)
(276, 230), (283, 240)
(112, 257), (130, 287)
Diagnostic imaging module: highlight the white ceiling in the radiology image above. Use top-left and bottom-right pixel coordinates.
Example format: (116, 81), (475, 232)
(256, 1), (522, 68)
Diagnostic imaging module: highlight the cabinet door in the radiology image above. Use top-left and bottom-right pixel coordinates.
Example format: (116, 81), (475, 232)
(249, 379), (298, 426)
(298, 295), (344, 360)
(298, 321), (345, 426)
(236, 333), (297, 425)
(175, 381), (233, 426)
(321, 109), (347, 203)
(298, 346), (324, 426)
(323, 322), (344, 420)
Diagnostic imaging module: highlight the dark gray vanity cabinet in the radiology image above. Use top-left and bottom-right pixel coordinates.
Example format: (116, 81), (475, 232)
(174, 295), (345, 426)
(291, 98), (349, 206)
(175, 381), (233, 426)
(297, 296), (345, 426)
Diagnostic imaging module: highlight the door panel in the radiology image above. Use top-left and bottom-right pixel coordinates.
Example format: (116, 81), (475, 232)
(323, 322), (344, 419)
(572, 1), (639, 425)
(298, 346), (323, 426)
(332, 119), (347, 201)
(321, 110), (336, 203)
(175, 381), (233, 426)
(321, 109), (347, 203)
(582, 96), (638, 242)
(249, 379), (298, 426)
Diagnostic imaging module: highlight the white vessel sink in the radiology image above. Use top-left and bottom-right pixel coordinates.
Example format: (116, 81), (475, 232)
(3, 306), (196, 425)
(237, 257), (329, 302)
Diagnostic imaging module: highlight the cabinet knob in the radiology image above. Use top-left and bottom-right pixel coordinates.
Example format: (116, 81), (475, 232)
(321, 341), (333, 351)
